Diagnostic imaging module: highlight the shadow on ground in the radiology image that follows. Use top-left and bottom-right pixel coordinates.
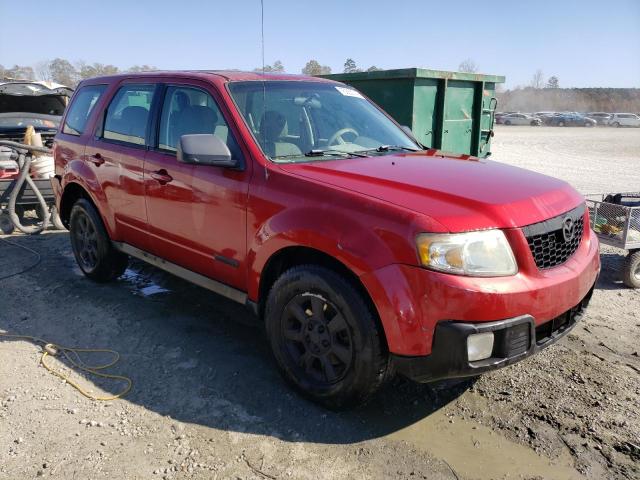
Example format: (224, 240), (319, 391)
(1, 232), (474, 446)
(597, 251), (633, 290)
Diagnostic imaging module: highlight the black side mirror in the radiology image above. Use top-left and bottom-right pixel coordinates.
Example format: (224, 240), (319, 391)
(177, 134), (236, 167)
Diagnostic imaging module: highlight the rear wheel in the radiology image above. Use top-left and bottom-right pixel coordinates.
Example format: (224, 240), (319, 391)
(558, 121), (565, 127)
(265, 265), (389, 409)
(613, 122), (621, 128)
(69, 198), (128, 282)
(623, 250), (640, 289)
(505, 120), (512, 125)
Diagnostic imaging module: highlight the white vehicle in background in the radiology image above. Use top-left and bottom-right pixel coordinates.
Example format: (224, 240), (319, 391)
(501, 113), (542, 126)
(608, 113), (640, 128)
(587, 112), (612, 126)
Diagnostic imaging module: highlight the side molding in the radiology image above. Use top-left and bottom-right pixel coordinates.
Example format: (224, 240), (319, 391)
(113, 242), (248, 305)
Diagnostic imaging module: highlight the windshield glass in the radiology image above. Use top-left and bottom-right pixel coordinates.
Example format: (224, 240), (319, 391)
(228, 81), (418, 162)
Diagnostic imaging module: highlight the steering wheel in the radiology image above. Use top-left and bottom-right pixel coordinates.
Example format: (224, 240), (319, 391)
(328, 128), (359, 146)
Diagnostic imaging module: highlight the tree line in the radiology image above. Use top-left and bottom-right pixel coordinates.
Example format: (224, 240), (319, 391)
(0, 57), (385, 86)
(0, 60), (157, 86)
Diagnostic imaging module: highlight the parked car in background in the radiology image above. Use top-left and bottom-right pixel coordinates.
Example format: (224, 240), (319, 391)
(534, 112), (556, 124)
(53, 71), (599, 407)
(494, 112), (517, 125)
(608, 113), (640, 128)
(548, 113), (596, 127)
(0, 81), (73, 147)
(587, 112), (612, 126)
(501, 113), (542, 126)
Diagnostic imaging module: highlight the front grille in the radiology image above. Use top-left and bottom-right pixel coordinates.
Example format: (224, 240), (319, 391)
(523, 205), (585, 269)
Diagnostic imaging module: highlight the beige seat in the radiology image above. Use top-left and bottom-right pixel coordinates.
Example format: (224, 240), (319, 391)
(259, 110), (302, 157)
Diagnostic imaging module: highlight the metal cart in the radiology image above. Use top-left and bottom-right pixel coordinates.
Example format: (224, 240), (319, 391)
(586, 193), (640, 288)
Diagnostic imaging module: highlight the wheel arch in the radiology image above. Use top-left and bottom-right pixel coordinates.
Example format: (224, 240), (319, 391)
(257, 245), (389, 352)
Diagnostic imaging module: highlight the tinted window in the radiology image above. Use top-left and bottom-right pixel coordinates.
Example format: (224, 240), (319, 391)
(102, 84), (155, 145)
(62, 85), (106, 135)
(158, 86), (242, 159)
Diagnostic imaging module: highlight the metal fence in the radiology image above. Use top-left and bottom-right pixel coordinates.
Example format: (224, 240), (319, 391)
(585, 193), (640, 250)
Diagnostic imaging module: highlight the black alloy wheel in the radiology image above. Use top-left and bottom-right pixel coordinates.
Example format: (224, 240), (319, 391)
(281, 292), (354, 384)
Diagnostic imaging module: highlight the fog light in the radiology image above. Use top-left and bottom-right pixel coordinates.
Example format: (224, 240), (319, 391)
(467, 332), (494, 361)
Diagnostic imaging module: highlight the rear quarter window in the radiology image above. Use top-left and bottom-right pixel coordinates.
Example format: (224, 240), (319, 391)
(62, 85), (107, 135)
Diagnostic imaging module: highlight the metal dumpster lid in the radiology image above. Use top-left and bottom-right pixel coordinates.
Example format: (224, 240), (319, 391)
(320, 68), (505, 84)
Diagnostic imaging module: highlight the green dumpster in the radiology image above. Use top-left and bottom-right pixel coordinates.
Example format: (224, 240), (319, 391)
(321, 68), (505, 158)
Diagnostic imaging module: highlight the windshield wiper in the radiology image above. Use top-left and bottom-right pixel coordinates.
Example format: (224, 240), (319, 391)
(375, 145), (421, 152)
(305, 149), (368, 158)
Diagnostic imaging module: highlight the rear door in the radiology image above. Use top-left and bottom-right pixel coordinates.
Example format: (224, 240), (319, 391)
(54, 83), (108, 194)
(85, 81), (157, 250)
(143, 80), (251, 290)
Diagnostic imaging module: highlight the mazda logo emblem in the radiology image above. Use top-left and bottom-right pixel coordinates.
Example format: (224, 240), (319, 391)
(562, 217), (575, 242)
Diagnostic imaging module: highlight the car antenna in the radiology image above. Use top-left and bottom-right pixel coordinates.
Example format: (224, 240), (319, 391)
(260, 0), (268, 174)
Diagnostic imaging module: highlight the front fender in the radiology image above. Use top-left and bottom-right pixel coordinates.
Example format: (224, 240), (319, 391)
(247, 204), (415, 301)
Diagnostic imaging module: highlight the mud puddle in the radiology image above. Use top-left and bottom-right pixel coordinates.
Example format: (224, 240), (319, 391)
(388, 408), (584, 480)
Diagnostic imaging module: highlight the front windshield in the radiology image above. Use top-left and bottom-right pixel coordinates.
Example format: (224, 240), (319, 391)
(228, 81), (419, 162)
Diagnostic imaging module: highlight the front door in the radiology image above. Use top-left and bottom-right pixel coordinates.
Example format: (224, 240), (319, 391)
(143, 82), (251, 290)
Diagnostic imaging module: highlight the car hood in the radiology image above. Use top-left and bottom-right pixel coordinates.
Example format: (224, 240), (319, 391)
(278, 151), (584, 232)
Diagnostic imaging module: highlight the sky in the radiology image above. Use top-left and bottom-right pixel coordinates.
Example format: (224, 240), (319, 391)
(0, 0), (639, 89)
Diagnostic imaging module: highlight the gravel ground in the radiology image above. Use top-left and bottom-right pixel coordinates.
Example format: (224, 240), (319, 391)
(1, 127), (639, 480)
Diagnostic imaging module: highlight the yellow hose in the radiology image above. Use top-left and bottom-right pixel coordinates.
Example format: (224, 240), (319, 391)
(0, 332), (131, 401)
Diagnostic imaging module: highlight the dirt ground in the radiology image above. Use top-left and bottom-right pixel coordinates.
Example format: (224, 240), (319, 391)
(1, 127), (639, 480)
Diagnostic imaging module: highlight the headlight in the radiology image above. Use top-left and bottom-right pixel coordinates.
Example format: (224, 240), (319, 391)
(416, 230), (518, 277)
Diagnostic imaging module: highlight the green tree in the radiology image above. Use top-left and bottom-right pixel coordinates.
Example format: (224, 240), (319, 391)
(127, 65), (157, 73)
(77, 62), (120, 79)
(253, 60), (285, 73)
(49, 58), (77, 85)
(366, 65), (382, 72)
(545, 76), (560, 89)
(4, 64), (35, 80)
(343, 58), (361, 73)
(301, 60), (331, 76)
(458, 58), (478, 73)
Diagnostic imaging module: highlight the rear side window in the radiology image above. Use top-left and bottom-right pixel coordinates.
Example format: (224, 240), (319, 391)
(62, 85), (106, 135)
(101, 84), (155, 145)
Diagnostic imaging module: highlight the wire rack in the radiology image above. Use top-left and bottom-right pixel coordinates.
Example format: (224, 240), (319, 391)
(585, 193), (640, 250)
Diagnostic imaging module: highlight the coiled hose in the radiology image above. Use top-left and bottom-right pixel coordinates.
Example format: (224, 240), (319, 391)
(0, 140), (53, 235)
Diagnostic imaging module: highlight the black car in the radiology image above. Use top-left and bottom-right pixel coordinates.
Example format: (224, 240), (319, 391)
(548, 113), (597, 127)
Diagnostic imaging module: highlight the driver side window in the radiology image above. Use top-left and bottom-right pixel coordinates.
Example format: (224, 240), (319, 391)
(157, 86), (241, 160)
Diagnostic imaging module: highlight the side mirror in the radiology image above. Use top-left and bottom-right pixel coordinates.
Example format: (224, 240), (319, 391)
(177, 134), (236, 167)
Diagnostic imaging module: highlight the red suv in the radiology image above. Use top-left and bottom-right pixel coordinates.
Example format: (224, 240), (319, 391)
(53, 71), (600, 408)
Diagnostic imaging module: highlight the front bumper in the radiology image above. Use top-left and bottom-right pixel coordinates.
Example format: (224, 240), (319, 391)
(392, 281), (595, 382)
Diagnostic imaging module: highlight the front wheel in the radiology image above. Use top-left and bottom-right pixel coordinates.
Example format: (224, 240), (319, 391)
(623, 250), (640, 289)
(613, 122), (621, 128)
(265, 265), (389, 409)
(69, 198), (128, 282)
(558, 121), (565, 127)
(504, 120), (512, 125)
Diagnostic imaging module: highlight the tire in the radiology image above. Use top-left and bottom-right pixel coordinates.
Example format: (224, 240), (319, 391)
(622, 250), (640, 289)
(613, 122), (621, 128)
(69, 198), (128, 282)
(558, 121), (565, 127)
(530, 121), (538, 126)
(505, 120), (511, 125)
(0, 211), (15, 235)
(265, 265), (389, 409)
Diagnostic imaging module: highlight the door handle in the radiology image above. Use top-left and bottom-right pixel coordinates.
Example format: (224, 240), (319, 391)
(150, 169), (173, 185)
(88, 153), (105, 166)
